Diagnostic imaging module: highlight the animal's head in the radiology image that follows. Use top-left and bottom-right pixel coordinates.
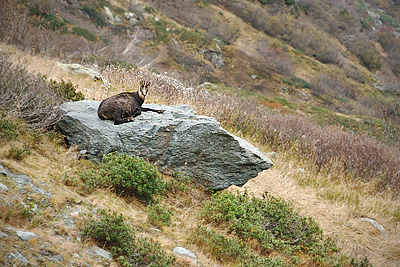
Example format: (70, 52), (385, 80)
(138, 80), (151, 100)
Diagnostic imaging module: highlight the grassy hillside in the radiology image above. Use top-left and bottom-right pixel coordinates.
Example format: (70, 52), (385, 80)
(1, 0), (400, 266)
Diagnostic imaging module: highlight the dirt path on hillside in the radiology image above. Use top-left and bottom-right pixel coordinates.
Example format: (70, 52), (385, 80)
(225, 166), (400, 267)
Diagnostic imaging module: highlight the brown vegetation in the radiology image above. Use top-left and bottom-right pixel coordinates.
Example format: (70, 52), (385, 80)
(0, 54), (63, 129)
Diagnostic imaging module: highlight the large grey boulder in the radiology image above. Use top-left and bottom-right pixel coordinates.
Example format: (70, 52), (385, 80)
(58, 100), (273, 190)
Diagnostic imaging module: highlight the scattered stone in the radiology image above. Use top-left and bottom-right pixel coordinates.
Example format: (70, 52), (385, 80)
(104, 7), (122, 25)
(58, 101), (273, 190)
(205, 47), (225, 69)
(9, 250), (29, 266)
(0, 163), (52, 197)
(56, 62), (111, 89)
(0, 232), (9, 238)
(90, 246), (112, 261)
(361, 217), (388, 237)
(55, 254), (64, 262)
(16, 230), (37, 241)
(125, 12), (139, 26)
(298, 168), (306, 173)
(173, 247), (197, 263)
(0, 182), (9, 191)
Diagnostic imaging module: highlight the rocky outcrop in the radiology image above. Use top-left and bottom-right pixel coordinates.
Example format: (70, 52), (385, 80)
(205, 44), (225, 69)
(56, 63), (111, 89)
(58, 100), (273, 190)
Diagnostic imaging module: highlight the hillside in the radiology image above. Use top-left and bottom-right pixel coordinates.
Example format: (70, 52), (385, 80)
(1, 0), (400, 266)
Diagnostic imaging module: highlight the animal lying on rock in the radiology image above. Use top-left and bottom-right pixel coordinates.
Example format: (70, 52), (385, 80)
(97, 80), (164, 125)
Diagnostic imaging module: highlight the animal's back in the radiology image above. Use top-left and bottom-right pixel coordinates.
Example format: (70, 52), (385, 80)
(97, 92), (136, 120)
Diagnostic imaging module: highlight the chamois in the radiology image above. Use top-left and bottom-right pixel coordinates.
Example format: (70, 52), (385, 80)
(97, 80), (164, 125)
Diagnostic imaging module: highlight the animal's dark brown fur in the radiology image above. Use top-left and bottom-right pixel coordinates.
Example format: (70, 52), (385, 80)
(97, 81), (164, 125)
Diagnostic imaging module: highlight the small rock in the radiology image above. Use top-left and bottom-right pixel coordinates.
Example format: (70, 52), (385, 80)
(0, 164), (8, 175)
(56, 62), (111, 89)
(267, 152), (278, 159)
(361, 218), (388, 237)
(0, 182), (9, 191)
(0, 232), (9, 238)
(91, 246), (112, 260)
(298, 168), (306, 173)
(55, 254), (64, 262)
(9, 250), (29, 266)
(16, 230), (37, 241)
(173, 247), (197, 263)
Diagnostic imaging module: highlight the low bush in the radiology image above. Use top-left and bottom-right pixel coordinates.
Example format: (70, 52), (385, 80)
(200, 191), (369, 266)
(282, 77), (311, 88)
(72, 26), (99, 42)
(82, 209), (175, 267)
(0, 114), (19, 140)
(50, 79), (85, 102)
(82, 5), (107, 27)
(192, 225), (287, 266)
(202, 192), (329, 252)
(310, 71), (358, 100)
(80, 153), (166, 202)
(147, 202), (173, 227)
(0, 54), (64, 129)
(28, 4), (66, 31)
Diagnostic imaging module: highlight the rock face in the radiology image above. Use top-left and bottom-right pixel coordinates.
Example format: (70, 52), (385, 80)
(58, 100), (273, 190)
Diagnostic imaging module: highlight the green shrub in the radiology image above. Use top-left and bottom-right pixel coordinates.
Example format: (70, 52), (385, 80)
(0, 114), (19, 140)
(82, 209), (175, 267)
(192, 225), (249, 261)
(151, 18), (174, 44)
(284, 0), (295, 5)
(360, 49), (382, 71)
(82, 5), (107, 27)
(258, 0), (270, 5)
(50, 79), (85, 101)
(282, 77), (311, 88)
(165, 172), (193, 193)
(8, 143), (32, 161)
(80, 153), (166, 201)
(147, 203), (173, 227)
(192, 225), (288, 266)
(202, 191), (341, 265)
(73, 26), (98, 42)
(28, 5), (65, 31)
(274, 97), (296, 109)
